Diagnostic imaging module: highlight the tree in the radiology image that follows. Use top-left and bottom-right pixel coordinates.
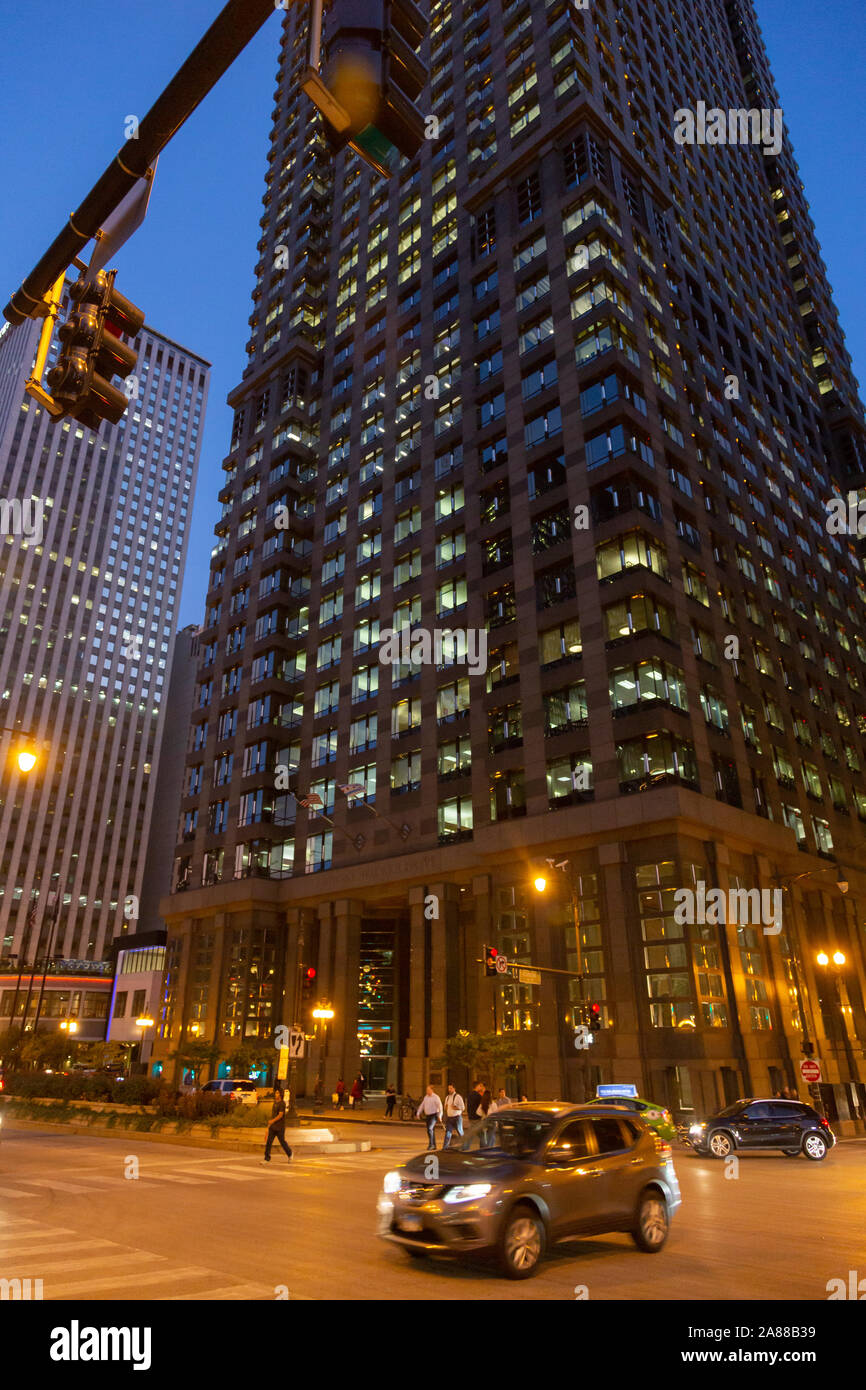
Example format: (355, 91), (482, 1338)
(226, 1042), (271, 1078)
(0, 1025), (24, 1068)
(168, 1038), (221, 1082)
(20, 1033), (69, 1070)
(434, 1032), (527, 1090)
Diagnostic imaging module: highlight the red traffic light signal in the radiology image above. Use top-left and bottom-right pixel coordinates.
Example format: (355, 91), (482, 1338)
(588, 1002), (602, 1032)
(301, 966), (317, 1001)
(484, 944), (499, 976)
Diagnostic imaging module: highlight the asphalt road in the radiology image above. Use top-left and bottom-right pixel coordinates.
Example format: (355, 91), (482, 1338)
(0, 1124), (863, 1301)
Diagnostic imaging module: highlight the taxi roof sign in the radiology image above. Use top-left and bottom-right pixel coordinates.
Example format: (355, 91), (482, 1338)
(597, 1083), (638, 1098)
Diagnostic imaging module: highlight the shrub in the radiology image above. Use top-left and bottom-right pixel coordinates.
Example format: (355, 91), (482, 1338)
(154, 1091), (234, 1121)
(1, 1071), (161, 1105)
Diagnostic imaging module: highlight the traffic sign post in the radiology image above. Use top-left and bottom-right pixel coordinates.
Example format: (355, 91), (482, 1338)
(494, 954), (509, 975)
(800, 1058), (822, 1084)
(288, 1028), (305, 1059)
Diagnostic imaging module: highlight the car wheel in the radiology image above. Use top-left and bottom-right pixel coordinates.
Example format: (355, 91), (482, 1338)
(631, 1189), (669, 1252)
(803, 1132), (828, 1161)
(498, 1203), (545, 1280)
(708, 1130), (734, 1159)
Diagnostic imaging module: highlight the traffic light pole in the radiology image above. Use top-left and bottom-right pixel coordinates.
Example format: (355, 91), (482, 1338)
(4, 0), (278, 326)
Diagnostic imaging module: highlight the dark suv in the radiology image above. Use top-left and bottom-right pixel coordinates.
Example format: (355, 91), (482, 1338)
(688, 1098), (835, 1160)
(378, 1102), (681, 1279)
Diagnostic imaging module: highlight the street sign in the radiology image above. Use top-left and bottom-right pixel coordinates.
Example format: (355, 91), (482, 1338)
(800, 1058), (822, 1084)
(494, 954), (509, 974)
(597, 1083), (638, 1099)
(513, 967), (541, 986)
(574, 1025), (594, 1050)
(277, 1046), (289, 1081)
(288, 1028), (305, 1059)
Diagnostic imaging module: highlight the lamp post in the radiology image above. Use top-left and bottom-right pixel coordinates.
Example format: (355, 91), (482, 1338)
(312, 1004), (334, 1112)
(814, 951), (860, 1094)
(772, 867), (849, 1066)
(533, 862), (589, 1102)
(136, 1016), (155, 1074)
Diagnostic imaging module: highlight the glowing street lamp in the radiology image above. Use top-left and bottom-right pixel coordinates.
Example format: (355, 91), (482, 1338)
(17, 748), (37, 773)
(60, 1019), (78, 1033)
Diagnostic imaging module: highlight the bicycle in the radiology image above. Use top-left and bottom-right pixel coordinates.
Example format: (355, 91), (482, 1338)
(399, 1095), (421, 1121)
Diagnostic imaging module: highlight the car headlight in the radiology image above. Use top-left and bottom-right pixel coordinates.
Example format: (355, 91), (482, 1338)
(689, 1123), (705, 1136)
(442, 1184), (492, 1204)
(383, 1170), (402, 1194)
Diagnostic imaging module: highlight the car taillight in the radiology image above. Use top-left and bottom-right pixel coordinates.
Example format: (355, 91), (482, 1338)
(819, 1117), (830, 1128)
(658, 1141), (672, 1161)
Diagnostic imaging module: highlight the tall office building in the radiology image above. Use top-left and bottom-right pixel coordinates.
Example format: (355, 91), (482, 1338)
(159, 0), (866, 1122)
(0, 309), (209, 1032)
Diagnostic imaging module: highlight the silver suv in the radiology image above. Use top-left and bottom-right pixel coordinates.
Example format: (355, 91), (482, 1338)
(200, 1079), (259, 1106)
(379, 1102), (681, 1279)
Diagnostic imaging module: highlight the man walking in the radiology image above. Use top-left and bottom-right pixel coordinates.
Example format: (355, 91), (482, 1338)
(416, 1085), (443, 1150)
(264, 1086), (293, 1164)
(443, 1083), (465, 1149)
(466, 1080), (485, 1123)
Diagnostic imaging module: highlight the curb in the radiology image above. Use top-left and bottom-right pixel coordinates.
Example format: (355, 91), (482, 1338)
(1, 1115), (373, 1154)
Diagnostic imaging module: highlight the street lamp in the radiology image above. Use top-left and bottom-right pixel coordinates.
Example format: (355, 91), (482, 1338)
(2, 726), (39, 774)
(312, 1004), (335, 1112)
(814, 951), (859, 1091)
(533, 863), (590, 1101)
(59, 1019), (78, 1033)
(136, 1016), (155, 1075)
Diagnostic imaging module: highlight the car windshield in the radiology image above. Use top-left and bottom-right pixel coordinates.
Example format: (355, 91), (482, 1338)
(716, 1102), (746, 1117)
(460, 1114), (552, 1159)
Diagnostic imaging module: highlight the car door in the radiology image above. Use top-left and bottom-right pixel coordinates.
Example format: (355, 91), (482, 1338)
(764, 1101), (803, 1148)
(539, 1119), (603, 1237)
(585, 1117), (643, 1225)
(735, 1101), (774, 1147)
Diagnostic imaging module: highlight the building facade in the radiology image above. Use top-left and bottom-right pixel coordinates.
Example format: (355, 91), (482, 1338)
(157, 0), (866, 1125)
(0, 307), (209, 1042)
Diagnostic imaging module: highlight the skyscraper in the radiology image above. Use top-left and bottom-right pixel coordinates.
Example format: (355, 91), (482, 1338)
(0, 309), (209, 1024)
(159, 0), (866, 1123)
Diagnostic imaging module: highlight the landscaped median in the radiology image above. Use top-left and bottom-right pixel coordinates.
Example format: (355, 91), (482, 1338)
(0, 1093), (370, 1154)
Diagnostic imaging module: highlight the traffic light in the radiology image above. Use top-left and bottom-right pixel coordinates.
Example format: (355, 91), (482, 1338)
(304, 0), (428, 177)
(484, 945), (499, 977)
(588, 1002), (602, 1032)
(301, 966), (317, 1003)
(47, 270), (144, 429)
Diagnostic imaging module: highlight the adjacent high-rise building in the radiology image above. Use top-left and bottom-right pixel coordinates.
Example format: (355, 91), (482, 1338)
(158, 0), (866, 1126)
(0, 307), (209, 1036)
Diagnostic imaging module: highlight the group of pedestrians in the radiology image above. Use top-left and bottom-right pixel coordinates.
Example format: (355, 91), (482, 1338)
(416, 1081), (519, 1150)
(332, 1073), (366, 1109)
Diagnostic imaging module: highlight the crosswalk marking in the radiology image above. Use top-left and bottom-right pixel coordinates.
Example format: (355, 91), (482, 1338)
(46, 1266), (214, 1298)
(12, 1177), (114, 1195)
(22, 1250), (170, 1278)
(0, 1238), (115, 1260)
(170, 1284), (281, 1301)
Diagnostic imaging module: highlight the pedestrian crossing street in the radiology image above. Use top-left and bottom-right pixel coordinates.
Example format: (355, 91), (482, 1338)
(0, 1147), (409, 1203)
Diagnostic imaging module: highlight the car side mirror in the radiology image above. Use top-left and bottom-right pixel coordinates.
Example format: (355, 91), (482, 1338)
(545, 1148), (573, 1166)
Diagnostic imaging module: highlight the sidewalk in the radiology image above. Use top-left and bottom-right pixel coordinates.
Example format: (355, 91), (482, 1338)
(294, 1096), (421, 1129)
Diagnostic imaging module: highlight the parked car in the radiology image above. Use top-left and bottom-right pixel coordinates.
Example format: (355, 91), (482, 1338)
(199, 1079), (259, 1106)
(687, 1098), (835, 1160)
(379, 1102), (681, 1279)
(581, 1096), (676, 1142)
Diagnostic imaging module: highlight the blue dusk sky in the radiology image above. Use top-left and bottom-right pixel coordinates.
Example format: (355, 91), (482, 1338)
(0, 0), (863, 628)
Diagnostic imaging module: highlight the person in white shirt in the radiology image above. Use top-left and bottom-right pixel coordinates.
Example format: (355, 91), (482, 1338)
(443, 1084), (465, 1148)
(416, 1085), (444, 1150)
